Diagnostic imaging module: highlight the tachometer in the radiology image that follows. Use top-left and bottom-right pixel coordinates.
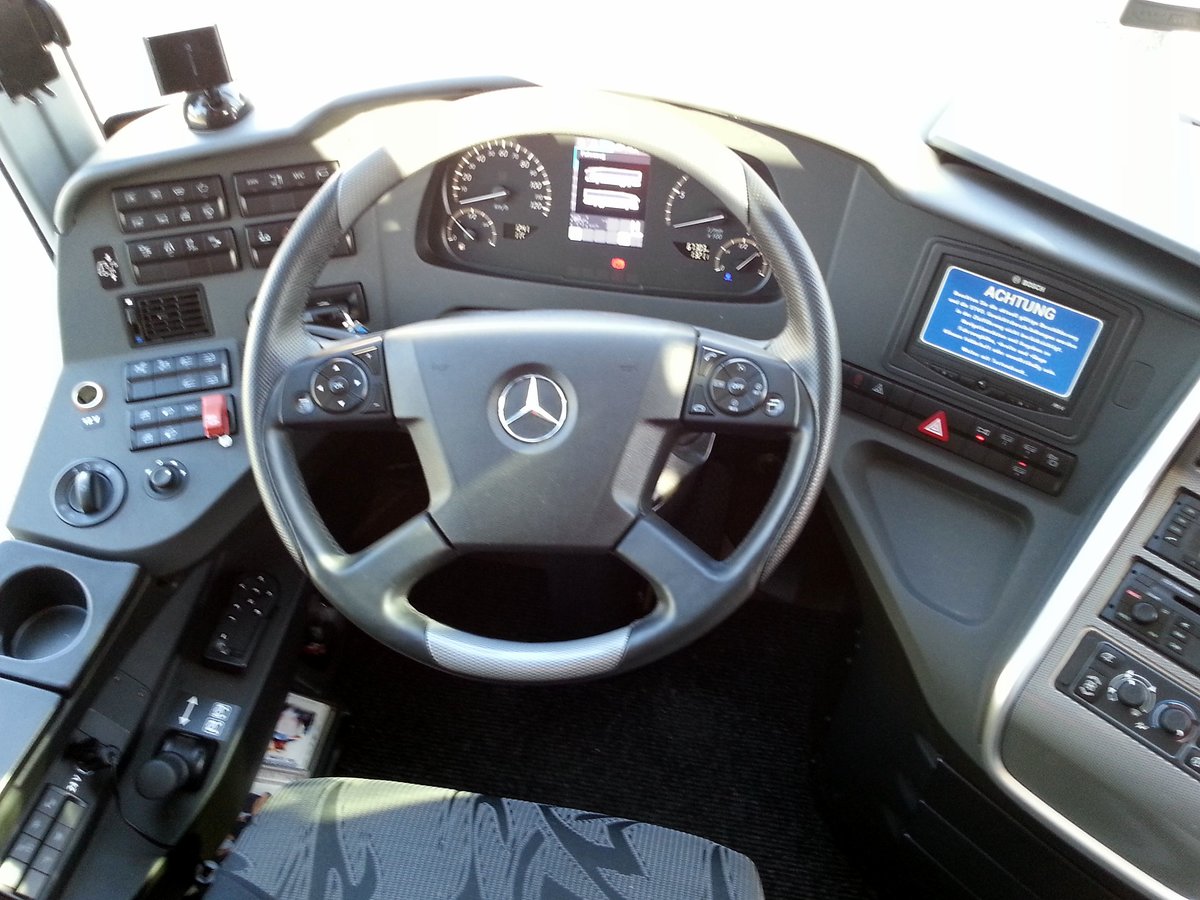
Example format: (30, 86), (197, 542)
(664, 174), (732, 237)
(448, 140), (552, 220)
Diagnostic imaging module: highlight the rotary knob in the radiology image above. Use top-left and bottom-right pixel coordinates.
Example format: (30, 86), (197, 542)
(1116, 680), (1149, 708)
(54, 458), (126, 526)
(69, 469), (112, 515)
(144, 459), (188, 499)
(1108, 672), (1155, 712)
(1155, 702), (1197, 739)
(1131, 601), (1160, 626)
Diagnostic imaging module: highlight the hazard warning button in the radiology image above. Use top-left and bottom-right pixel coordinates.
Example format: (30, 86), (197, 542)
(917, 411), (950, 443)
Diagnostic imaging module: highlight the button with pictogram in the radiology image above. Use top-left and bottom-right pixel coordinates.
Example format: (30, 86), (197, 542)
(916, 411), (950, 443)
(708, 358), (768, 416)
(312, 358), (369, 413)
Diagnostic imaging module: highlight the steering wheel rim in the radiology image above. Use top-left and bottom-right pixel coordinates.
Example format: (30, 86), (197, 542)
(244, 87), (840, 682)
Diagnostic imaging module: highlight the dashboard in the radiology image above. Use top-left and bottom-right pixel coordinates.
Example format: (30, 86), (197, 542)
(4, 81), (1200, 900)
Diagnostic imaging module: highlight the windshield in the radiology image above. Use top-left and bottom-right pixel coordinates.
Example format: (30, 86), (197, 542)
(48, 0), (1178, 132)
(41, 0), (1194, 255)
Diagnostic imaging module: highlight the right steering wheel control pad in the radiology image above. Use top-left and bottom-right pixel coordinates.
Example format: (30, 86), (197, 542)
(684, 342), (800, 430)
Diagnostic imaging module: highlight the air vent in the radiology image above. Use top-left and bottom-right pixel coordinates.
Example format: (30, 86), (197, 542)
(121, 287), (213, 346)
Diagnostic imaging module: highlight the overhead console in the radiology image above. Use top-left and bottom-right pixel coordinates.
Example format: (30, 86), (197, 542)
(889, 242), (1141, 441)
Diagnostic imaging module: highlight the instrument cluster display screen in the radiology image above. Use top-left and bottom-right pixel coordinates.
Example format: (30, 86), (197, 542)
(566, 138), (651, 248)
(918, 265), (1104, 399)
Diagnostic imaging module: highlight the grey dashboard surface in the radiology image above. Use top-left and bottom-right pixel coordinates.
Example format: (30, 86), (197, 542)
(0, 680), (58, 789)
(1001, 412), (1200, 899)
(11, 83), (1200, 895)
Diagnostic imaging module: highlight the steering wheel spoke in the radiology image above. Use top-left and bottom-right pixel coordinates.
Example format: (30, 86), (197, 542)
(334, 513), (454, 604)
(612, 513), (768, 670)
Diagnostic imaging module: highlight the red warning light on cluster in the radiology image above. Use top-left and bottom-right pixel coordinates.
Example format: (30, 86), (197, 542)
(610, 257), (627, 271)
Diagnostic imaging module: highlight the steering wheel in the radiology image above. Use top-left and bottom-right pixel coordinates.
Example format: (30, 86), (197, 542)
(244, 87), (839, 682)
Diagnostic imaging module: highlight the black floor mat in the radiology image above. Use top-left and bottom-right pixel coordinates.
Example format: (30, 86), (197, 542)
(331, 597), (876, 899)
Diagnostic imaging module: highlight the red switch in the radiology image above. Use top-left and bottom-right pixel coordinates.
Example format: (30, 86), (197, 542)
(202, 394), (230, 438)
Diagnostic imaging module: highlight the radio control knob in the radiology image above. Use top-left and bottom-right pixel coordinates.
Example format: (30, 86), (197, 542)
(1131, 601), (1160, 625)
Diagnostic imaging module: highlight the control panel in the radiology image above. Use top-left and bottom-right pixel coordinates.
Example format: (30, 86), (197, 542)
(125, 228), (239, 286)
(124, 349), (232, 402)
(244, 219), (355, 268)
(1, 786), (90, 899)
(842, 362), (1075, 495)
(1058, 633), (1200, 781)
(1102, 563), (1200, 677)
(204, 574), (279, 671)
(1146, 491), (1200, 580)
(682, 343), (797, 428)
(277, 338), (391, 427)
(112, 176), (228, 234)
(233, 161), (337, 217)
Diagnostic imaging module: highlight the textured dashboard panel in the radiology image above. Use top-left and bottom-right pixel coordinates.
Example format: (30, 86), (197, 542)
(1003, 416), (1200, 899)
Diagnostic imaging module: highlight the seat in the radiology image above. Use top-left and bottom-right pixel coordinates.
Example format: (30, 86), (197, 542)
(206, 777), (765, 899)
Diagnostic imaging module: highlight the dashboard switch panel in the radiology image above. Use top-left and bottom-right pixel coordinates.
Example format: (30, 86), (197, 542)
(129, 394), (237, 451)
(1146, 491), (1200, 579)
(126, 228), (240, 285)
(1102, 562), (1200, 676)
(234, 161), (337, 217)
(1059, 633), (1200, 782)
(841, 362), (1075, 495)
(125, 349), (231, 402)
(113, 176), (227, 233)
(245, 219), (355, 268)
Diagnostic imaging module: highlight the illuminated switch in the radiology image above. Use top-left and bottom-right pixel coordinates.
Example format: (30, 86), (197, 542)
(917, 411), (950, 443)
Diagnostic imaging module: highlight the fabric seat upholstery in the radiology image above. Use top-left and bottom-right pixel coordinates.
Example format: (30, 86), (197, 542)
(207, 777), (765, 899)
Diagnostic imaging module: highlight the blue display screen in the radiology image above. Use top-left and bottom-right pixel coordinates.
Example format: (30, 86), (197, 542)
(918, 266), (1104, 399)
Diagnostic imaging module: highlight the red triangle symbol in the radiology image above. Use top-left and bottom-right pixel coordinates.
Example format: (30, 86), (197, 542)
(918, 411), (949, 442)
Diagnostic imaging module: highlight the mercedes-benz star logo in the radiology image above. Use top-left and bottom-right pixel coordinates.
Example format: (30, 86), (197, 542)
(497, 374), (568, 443)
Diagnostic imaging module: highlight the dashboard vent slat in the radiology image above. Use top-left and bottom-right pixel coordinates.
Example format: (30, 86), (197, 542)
(122, 287), (213, 345)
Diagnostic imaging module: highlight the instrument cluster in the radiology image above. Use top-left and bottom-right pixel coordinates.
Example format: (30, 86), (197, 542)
(422, 135), (778, 301)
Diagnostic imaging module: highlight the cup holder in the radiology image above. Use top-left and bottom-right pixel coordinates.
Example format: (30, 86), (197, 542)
(0, 567), (88, 661)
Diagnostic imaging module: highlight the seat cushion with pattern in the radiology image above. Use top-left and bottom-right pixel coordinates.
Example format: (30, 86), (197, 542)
(206, 777), (765, 899)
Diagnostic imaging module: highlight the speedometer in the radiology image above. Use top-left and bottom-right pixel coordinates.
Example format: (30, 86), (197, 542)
(448, 140), (552, 220)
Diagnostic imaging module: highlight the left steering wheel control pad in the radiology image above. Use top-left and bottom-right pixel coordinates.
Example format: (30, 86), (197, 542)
(279, 339), (390, 426)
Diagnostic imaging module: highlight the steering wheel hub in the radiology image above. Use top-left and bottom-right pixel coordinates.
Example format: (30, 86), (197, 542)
(497, 373), (568, 444)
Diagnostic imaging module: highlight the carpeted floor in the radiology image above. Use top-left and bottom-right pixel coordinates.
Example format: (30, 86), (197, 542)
(331, 596), (876, 899)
